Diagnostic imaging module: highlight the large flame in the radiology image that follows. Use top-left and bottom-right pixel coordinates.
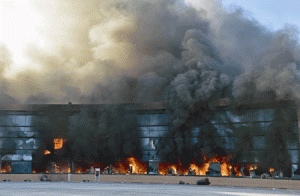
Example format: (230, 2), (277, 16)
(184, 155), (232, 176)
(158, 155), (242, 176)
(128, 157), (147, 174)
(189, 163), (210, 175)
(114, 157), (147, 174)
(170, 165), (178, 174)
(204, 155), (232, 176)
(159, 163), (176, 175)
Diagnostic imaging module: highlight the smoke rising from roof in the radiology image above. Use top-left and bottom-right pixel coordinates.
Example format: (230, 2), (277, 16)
(0, 0), (299, 105)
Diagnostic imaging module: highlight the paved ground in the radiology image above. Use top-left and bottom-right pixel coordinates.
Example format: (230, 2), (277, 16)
(0, 182), (300, 196)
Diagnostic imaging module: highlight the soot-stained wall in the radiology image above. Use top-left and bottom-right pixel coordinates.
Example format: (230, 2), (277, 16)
(138, 108), (299, 164)
(0, 103), (299, 174)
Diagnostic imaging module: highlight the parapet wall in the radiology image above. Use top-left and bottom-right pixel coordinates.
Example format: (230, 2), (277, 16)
(0, 174), (300, 190)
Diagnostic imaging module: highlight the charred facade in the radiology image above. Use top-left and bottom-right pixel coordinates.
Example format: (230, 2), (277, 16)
(0, 101), (298, 177)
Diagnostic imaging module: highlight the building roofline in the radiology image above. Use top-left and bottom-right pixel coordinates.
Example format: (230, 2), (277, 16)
(0, 97), (296, 112)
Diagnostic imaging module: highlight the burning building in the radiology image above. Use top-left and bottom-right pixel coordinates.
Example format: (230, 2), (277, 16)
(0, 100), (298, 177)
(1, 0), (300, 178)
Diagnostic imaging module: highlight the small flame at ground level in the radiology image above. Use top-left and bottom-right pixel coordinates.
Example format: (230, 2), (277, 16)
(189, 163), (209, 175)
(158, 155), (234, 176)
(249, 164), (258, 170)
(234, 164), (242, 176)
(75, 168), (81, 173)
(158, 155), (245, 176)
(37, 138), (261, 176)
(1, 165), (11, 173)
(170, 165), (178, 174)
(31, 155), (272, 176)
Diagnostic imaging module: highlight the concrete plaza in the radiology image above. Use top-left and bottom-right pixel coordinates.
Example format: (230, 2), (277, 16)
(0, 182), (299, 196)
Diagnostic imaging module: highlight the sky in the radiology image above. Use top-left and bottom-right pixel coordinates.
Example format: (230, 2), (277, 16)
(0, 0), (300, 78)
(222, 0), (300, 32)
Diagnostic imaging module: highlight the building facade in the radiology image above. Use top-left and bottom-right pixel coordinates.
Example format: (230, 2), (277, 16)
(0, 102), (299, 174)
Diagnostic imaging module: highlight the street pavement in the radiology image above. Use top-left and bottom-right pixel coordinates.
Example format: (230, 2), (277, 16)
(0, 182), (299, 196)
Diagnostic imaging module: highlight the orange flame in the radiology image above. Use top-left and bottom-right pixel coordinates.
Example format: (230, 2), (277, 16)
(53, 163), (59, 173)
(189, 163), (209, 175)
(220, 162), (231, 176)
(114, 161), (128, 174)
(249, 164), (257, 170)
(203, 155), (232, 176)
(34, 154), (259, 177)
(269, 168), (274, 172)
(44, 150), (51, 155)
(158, 155), (242, 176)
(114, 157), (147, 174)
(1, 164), (11, 173)
(75, 168), (81, 173)
(54, 138), (63, 150)
(170, 165), (178, 174)
(128, 157), (147, 174)
(234, 165), (242, 176)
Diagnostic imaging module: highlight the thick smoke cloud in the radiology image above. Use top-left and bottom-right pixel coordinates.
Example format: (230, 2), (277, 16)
(2, 0), (206, 103)
(233, 30), (300, 102)
(0, 0), (298, 105)
(158, 27), (230, 163)
(169, 28), (230, 127)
